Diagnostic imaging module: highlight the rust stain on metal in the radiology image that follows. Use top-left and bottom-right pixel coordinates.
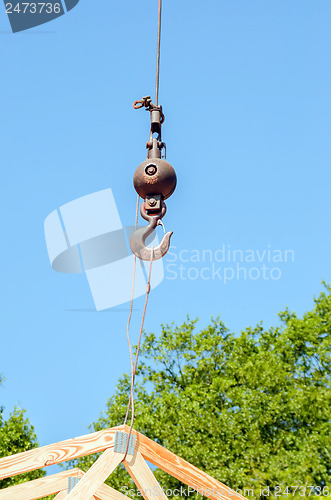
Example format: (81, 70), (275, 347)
(143, 174), (159, 185)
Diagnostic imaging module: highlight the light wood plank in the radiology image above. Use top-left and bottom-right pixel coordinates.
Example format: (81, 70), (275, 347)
(73, 469), (136, 500)
(124, 426), (247, 500)
(0, 468), (83, 500)
(0, 425), (123, 480)
(64, 447), (124, 500)
(124, 451), (167, 500)
(95, 482), (133, 500)
(77, 469), (134, 500)
(54, 491), (69, 500)
(55, 491), (97, 500)
(0, 424), (248, 500)
(57, 492), (98, 500)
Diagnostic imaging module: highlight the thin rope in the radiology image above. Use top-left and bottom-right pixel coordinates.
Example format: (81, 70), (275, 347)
(122, 247), (154, 462)
(155, 0), (162, 106)
(123, 194), (140, 427)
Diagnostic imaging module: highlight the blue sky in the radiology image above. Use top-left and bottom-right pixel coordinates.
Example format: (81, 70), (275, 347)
(0, 0), (330, 470)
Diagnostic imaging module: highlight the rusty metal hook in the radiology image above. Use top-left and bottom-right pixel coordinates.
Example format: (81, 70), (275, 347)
(130, 201), (173, 261)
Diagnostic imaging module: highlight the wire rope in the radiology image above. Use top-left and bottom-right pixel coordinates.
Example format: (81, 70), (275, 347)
(122, 0), (163, 462)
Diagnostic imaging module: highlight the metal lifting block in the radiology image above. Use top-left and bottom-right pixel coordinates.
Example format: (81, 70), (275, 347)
(114, 431), (136, 456)
(68, 477), (80, 493)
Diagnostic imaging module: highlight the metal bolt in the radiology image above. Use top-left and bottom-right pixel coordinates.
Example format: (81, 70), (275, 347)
(145, 164), (157, 176)
(148, 198), (157, 207)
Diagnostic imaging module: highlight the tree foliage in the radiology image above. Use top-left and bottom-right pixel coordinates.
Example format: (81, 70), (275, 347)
(0, 405), (46, 490)
(78, 286), (331, 497)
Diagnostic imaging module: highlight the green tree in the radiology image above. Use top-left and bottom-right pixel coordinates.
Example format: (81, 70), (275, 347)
(0, 379), (47, 491)
(76, 285), (331, 499)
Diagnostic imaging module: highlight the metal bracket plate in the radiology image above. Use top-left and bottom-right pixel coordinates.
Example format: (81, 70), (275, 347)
(145, 193), (162, 211)
(68, 477), (80, 493)
(114, 431), (136, 456)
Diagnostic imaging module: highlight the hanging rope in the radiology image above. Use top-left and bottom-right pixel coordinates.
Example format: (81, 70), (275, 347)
(122, 246), (154, 462)
(123, 194), (140, 428)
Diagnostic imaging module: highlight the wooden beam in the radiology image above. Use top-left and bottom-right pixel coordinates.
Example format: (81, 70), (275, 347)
(124, 426), (247, 500)
(0, 425), (123, 480)
(124, 451), (167, 500)
(54, 492), (69, 500)
(0, 465), (129, 500)
(56, 493), (98, 500)
(0, 425), (248, 500)
(73, 469), (133, 500)
(95, 482), (133, 500)
(64, 447), (124, 500)
(0, 468), (83, 500)
(67, 469), (131, 500)
(56, 493), (99, 500)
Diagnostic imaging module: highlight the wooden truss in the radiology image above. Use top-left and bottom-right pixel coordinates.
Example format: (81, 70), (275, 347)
(0, 425), (248, 500)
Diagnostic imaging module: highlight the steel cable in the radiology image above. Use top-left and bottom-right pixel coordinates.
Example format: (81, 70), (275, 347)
(155, 0), (162, 106)
(122, 0), (163, 462)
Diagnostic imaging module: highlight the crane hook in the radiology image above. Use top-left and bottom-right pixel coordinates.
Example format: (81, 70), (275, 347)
(130, 201), (173, 261)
